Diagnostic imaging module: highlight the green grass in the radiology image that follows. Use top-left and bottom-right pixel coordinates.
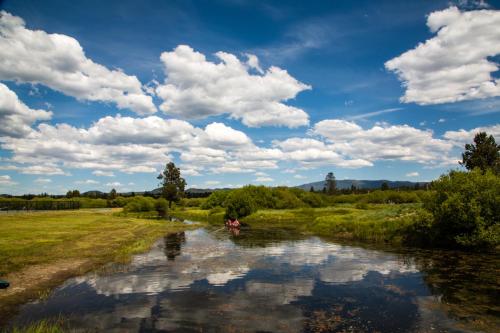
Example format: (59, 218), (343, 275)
(0, 208), (200, 319)
(172, 207), (225, 225)
(245, 204), (420, 244)
(6, 319), (65, 333)
(308, 204), (419, 243)
(0, 209), (195, 276)
(173, 204), (422, 245)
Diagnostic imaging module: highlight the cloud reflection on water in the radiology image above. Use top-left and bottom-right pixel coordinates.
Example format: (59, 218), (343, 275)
(13, 228), (427, 332)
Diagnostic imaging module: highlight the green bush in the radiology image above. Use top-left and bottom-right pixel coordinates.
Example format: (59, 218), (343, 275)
(181, 197), (206, 207)
(420, 169), (499, 249)
(123, 196), (156, 212)
(297, 191), (325, 208)
(272, 188), (304, 209)
(73, 197), (107, 208)
(107, 196), (129, 208)
(201, 190), (230, 209)
(155, 198), (169, 217)
(224, 190), (257, 219)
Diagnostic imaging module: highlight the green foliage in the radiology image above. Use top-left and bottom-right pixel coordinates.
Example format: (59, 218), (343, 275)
(297, 191), (325, 208)
(157, 162), (186, 208)
(224, 190), (257, 219)
(420, 169), (500, 249)
(180, 197), (206, 207)
(74, 197), (107, 208)
(242, 185), (277, 208)
(325, 172), (336, 194)
(65, 189), (80, 198)
(461, 132), (499, 173)
(9, 319), (66, 333)
(155, 198), (168, 217)
(201, 190), (230, 209)
(107, 196), (128, 208)
(109, 188), (117, 200)
(331, 190), (422, 204)
(123, 196), (156, 212)
(271, 187), (304, 209)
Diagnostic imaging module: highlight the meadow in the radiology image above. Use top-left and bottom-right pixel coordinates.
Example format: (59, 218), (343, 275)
(0, 209), (197, 320)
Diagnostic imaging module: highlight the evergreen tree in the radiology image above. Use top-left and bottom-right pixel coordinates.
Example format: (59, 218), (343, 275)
(157, 162), (186, 208)
(325, 172), (336, 195)
(461, 132), (499, 173)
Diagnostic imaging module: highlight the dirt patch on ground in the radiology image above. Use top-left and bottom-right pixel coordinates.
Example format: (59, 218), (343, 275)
(0, 259), (92, 325)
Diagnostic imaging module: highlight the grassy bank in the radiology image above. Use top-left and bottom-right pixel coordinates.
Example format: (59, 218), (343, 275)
(0, 209), (198, 321)
(245, 204), (419, 244)
(173, 204), (421, 244)
(173, 207), (225, 224)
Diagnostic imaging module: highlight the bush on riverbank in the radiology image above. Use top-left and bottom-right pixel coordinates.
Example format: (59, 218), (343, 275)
(123, 196), (157, 213)
(408, 169), (500, 249)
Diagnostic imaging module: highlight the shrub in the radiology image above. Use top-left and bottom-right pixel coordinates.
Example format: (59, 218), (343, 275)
(224, 190), (257, 219)
(181, 197), (206, 207)
(201, 190), (230, 209)
(107, 196), (128, 208)
(155, 198), (169, 217)
(421, 169), (499, 249)
(272, 188), (304, 209)
(299, 192), (325, 208)
(123, 196), (156, 212)
(74, 197), (108, 208)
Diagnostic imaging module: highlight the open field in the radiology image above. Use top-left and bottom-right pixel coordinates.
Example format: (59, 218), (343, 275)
(173, 204), (421, 244)
(0, 209), (198, 319)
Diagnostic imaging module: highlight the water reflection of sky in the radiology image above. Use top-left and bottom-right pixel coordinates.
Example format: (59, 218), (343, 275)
(10, 228), (471, 332)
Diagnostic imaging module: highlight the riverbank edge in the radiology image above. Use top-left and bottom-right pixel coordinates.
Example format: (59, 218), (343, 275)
(0, 210), (202, 327)
(172, 204), (420, 246)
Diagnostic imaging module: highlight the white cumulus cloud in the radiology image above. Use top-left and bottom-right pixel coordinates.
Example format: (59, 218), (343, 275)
(385, 6), (500, 105)
(405, 172), (419, 177)
(443, 123), (500, 146)
(0, 83), (52, 138)
(156, 45), (310, 128)
(0, 175), (16, 185)
(311, 119), (455, 165)
(34, 177), (52, 183)
(0, 11), (156, 115)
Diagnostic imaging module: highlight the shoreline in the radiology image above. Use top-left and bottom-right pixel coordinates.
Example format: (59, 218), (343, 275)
(0, 209), (198, 326)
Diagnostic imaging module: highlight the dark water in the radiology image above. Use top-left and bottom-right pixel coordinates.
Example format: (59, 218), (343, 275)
(7, 226), (500, 332)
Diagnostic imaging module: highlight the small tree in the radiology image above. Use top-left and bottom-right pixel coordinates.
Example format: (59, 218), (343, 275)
(381, 182), (389, 191)
(325, 172), (336, 195)
(461, 132), (499, 173)
(66, 190), (80, 198)
(109, 188), (117, 200)
(155, 198), (168, 218)
(157, 162), (186, 208)
(309, 186), (315, 193)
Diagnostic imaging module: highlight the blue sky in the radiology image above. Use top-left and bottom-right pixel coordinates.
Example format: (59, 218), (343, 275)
(0, 0), (499, 194)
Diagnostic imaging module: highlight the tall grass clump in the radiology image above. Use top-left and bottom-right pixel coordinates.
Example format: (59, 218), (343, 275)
(123, 196), (156, 212)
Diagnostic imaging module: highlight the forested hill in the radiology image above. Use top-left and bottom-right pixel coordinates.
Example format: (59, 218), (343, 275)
(296, 179), (429, 191)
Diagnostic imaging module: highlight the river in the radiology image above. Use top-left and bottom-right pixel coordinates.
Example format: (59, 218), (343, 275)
(7, 225), (499, 332)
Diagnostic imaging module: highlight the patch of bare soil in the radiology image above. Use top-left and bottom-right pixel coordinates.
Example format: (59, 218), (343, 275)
(0, 259), (91, 325)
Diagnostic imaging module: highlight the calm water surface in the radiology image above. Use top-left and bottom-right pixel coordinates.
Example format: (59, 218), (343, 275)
(8, 226), (500, 332)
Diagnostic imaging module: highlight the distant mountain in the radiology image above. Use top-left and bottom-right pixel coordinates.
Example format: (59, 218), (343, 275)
(81, 190), (105, 197)
(296, 179), (428, 191)
(147, 187), (216, 195)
